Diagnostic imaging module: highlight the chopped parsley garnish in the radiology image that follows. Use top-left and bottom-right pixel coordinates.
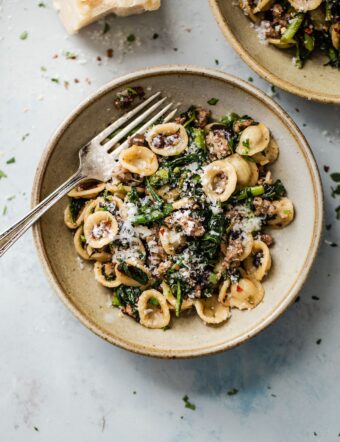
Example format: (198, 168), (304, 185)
(22, 133), (30, 141)
(127, 34), (136, 43)
(336, 206), (340, 220)
(38, 1), (45, 6)
(0, 170), (7, 179)
(3, 206), (8, 215)
(20, 31), (28, 40)
(64, 51), (77, 60)
(51, 78), (60, 84)
(6, 157), (15, 164)
(182, 395), (196, 410)
(227, 388), (239, 396)
(207, 97), (219, 106)
(330, 172), (340, 182)
(103, 22), (111, 34)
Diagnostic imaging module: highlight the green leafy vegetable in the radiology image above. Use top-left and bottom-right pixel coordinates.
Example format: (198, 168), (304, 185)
(182, 395), (196, 410)
(117, 262), (149, 285)
(207, 98), (219, 106)
(6, 157), (15, 165)
(20, 31), (28, 40)
(69, 198), (86, 222)
(0, 170), (8, 180)
(175, 281), (182, 318)
(281, 13), (304, 43)
(330, 172), (340, 182)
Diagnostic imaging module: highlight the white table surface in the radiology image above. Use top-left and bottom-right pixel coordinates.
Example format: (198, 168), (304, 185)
(1, 1), (340, 441)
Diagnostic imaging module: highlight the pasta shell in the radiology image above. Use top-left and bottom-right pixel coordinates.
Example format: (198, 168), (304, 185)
(115, 260), (151, 287)
(267, 197), (294, 228)
(138, 289), (171, 329)
(74, 226), (91, 260)
(267, 38), (296, 49)
(160, 281), (193, 311)
(146, 123), (188, 156)
(94, 261), (121, 288)
(253, 0), (275, 13)
(64, 201), (87, 229)
(218, 280), (231, 306)
(194, 296), (230, 325)
(202, 160), (237, 202)
(230, 275), (264, 310)
(159, 226), (186, 255)
(288, 0), (322, 12)
(86, 245), (112, 262)
(68, 181), (105, 198)
(226, 154), (252, 187)
(244, 240), (272, 281)
(236, 123), (270, 156)
(119, 145), (159, 176)
(83, 211), (118, 248)
(331, 23), (340, 50)
(252, 138), (279, 166)
(247, 160), (259, 186)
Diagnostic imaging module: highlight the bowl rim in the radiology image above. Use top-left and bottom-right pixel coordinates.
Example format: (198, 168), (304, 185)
(32, 64), (324, 358)
(208, 0), (340, 105)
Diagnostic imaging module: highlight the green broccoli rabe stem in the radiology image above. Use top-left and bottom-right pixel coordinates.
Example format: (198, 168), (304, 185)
(175, 280), (182, 318)
(133, 204), (173, 225)
(117, 262), (149, 285)
(235, 185), (265, 202)
(145, 178), (163, 205)
(192, 128), (206, 150)
(281, 13), (304, 43)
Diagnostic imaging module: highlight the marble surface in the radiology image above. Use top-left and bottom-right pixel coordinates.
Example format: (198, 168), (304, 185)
(1, 1), (340, 440)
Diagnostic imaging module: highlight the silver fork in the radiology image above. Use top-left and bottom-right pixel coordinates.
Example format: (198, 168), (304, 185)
(0, 92), (177, 257)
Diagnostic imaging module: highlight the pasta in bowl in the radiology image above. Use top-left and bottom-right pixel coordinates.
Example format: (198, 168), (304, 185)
(32, 66), (322, 357)
(64, 103), (294, 330)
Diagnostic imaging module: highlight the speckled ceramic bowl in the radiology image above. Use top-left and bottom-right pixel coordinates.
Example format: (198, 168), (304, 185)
(209, 0), (340, 104)
(32, 66), (323, 358)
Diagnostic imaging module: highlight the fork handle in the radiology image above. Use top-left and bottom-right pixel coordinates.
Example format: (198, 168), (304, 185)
(0, 170), (85, 257)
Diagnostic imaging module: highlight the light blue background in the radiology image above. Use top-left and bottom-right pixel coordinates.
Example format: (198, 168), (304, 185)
(0, 1), (339, 440)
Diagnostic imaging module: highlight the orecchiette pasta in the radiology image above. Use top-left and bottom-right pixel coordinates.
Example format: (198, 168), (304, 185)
(94, 261), (121, 288)
(267, 197), (294, 228)
(64, 102), (295, 330)
(161, 282), (193, 311)
(244, 240), (272, 281)
(119, 145), (159, 176)
(83, 211), (118, 248)
(115, 259), (151, 287)
(226, 154), (252, 187)
(230, 274), (264, 310)
(68, 181), (106, 199)
(236, 123), (270, 156)
(194, 296), (230, 325)
(138, 290), (171, 329)
(202, 160), (237, 202)
(252, 139), (279, 166)
(146, 123), (188, 156)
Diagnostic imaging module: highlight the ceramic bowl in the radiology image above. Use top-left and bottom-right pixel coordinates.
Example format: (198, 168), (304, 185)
(209, 0), (340, 104)
(32, 65), (323, 358)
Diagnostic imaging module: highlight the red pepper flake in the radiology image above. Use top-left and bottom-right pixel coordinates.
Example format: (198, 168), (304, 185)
(324, 165), (330, 172)
(304, 27), (313, 35)
(106, 48), (113, 58)
(159, 227), (165, 234)
(236, 285), (243, 292)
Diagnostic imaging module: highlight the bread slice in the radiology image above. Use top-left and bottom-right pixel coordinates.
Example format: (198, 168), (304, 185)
(53, 0), (161, 34)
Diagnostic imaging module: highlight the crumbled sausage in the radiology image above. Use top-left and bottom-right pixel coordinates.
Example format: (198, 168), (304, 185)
(205, 127), (232, 160)
(111, 163), (143, 185)
(195, 106), (211, 128)
(164, 211), (205, 237)
(129, 133), (146, 146)
(233, 118), (254, 133)
(253, 197), (276, 217)
(256, 232), (274, 247)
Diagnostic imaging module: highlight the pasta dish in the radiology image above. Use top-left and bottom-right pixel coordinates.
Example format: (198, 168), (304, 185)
(64, 101), (294, 329)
